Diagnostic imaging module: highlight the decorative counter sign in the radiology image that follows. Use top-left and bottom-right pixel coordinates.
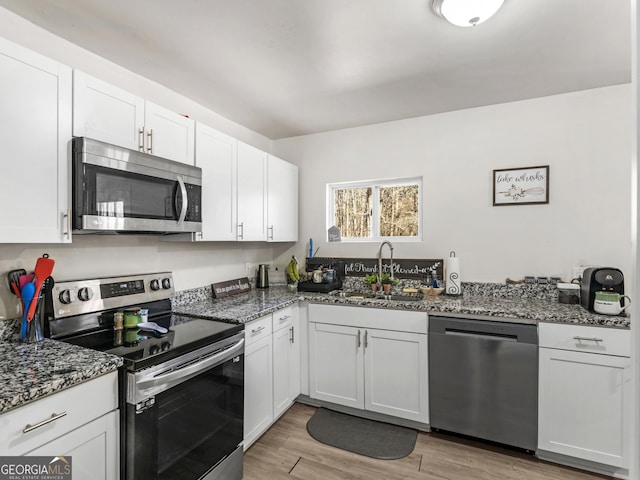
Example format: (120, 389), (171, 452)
(493, 165), (549, 206)
(211, 277), (251, 298)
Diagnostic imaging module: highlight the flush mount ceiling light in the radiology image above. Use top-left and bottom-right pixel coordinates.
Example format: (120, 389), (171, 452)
(431, 0), (505, 27)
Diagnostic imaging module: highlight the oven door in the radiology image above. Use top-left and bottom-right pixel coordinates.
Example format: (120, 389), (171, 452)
(125, 334), (244, 480)
(73, 137), (202, 233)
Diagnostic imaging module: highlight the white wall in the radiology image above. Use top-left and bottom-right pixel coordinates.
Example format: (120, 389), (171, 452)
(273, 85), (631, 283)
(0, 6), (279, 321)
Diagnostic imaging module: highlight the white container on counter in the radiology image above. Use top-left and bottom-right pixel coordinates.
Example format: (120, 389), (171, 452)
(557, 283), (580, 304)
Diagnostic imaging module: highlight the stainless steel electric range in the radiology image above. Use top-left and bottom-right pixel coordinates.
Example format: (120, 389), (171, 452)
(49, 272), (244, 480)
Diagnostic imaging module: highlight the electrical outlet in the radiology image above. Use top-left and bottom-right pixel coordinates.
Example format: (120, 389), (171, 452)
(245, 262), (257, 276)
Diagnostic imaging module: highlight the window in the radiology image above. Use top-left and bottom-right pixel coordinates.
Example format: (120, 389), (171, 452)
(328, 177), (422, 242)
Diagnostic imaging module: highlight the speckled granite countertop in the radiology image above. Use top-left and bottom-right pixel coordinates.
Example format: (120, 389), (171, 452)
(173, 286), (299, 323)
(0, 320), (123, 415)
(300, 292), (630, 328)
(173, 284), (629, 329)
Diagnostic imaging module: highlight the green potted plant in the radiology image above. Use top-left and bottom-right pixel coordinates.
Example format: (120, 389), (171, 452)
(380, 273), (399, 293)
(364, 273), (378, 291)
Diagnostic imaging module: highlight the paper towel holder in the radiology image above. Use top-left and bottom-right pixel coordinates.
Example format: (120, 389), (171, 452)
(445, 251), (462, 296)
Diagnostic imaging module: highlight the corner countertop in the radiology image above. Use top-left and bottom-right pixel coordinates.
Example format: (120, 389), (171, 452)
(173, 286), (300, 323)
(0, 321), (123, 415)
(173, 284), (629, 329)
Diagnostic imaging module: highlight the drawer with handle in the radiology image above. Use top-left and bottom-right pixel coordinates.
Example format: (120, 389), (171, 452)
(539, 322), (630, 357)
(245, 315), (273, 346)
(0, 371), (118, 455)
(272, 306), (293, 333)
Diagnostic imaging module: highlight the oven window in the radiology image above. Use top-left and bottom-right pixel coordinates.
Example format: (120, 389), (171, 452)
(86, 165), (177, 219)
(155, 355), (244, 480)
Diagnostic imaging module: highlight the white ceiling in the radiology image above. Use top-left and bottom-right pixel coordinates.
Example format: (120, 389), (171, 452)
(0, 0), (630, 139)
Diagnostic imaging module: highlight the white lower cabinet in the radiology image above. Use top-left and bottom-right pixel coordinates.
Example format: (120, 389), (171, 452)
(243, 315), (273, 450)
(308, 304), (428, 424)
(0, 372), (119, 479)
(244, 305), (300, 450)
(538, 322), (631, 475)
(28, 410), (119, 480)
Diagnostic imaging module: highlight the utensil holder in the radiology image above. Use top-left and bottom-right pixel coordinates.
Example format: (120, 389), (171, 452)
(23, 293), (45, 343)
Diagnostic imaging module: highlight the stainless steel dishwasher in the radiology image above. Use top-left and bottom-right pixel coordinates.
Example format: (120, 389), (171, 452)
(428, 315), (538, 451)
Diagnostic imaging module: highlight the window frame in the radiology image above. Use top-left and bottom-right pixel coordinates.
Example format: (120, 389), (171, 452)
(327, 176), (423, 243)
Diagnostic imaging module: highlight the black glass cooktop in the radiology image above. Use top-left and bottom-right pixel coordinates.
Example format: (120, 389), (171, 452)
(63, 314), (244, 371)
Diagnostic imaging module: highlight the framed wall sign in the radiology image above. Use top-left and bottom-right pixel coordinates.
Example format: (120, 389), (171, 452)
(493, 165), (549, 206)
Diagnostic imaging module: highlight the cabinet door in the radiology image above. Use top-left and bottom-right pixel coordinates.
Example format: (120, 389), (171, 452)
(236, 142), (267, 241)
(244, 334), (273, 450)
(267, 155), (298, 242)
(27, 410), (119, 480)
(144, 101), (195, 165)
(73, 70), (144, 151)
(273, 324), (294, 419)
(538, 348), (630, 468)
(364, 328), (428, 423)
(194, 123), (237, 240)
(0, 38), (72, 243)
(309, 323), (364, 409)
(289, 312), (301, 402)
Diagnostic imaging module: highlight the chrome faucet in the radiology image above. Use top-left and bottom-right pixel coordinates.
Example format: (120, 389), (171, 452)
(377, 241), (394, 289)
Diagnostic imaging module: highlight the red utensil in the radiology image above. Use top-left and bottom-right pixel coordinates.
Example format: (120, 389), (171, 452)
(26, 254), (55, 322)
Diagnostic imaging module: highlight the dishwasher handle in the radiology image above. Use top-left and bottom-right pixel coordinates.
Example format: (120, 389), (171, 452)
(444, 329), (518, 342)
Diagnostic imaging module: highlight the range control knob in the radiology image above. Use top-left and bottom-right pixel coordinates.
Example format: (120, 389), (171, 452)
(161, 278), (172, 290)
(58, 289), (72, 304)
(78, 287), (94, 302)
(150, 279), (161, 291)
(149, 345), (160, 356)
(161, 342), (172, 351)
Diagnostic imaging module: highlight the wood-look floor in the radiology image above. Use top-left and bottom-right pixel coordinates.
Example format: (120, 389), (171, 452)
(243, 403), (609, 480)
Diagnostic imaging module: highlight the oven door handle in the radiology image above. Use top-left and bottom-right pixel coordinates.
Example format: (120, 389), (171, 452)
(137, 338), (244, 393)
(176, 175), (188, 225)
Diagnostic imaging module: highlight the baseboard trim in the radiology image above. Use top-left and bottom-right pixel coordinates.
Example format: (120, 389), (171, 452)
(295, 395), (430, 432)
(536, 449), (628, 479)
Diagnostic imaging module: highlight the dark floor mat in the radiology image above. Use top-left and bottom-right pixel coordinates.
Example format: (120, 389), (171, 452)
(306, 408), (417, 460)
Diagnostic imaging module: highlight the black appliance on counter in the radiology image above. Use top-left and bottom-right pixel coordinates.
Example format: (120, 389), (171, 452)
(580, 267), (625, 312)
(72, 137), (203, 234)
(50, 272), (244, 480)
(297, 258), (345, 293)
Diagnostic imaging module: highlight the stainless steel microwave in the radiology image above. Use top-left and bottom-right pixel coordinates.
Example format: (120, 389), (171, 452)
(72, 137), (202, 234)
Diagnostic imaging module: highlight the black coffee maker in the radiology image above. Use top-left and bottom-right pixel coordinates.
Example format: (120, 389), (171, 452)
(580, 267), (624, 312)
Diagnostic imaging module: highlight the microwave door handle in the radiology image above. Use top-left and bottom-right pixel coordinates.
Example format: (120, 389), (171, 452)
(176, 175), (188, 224)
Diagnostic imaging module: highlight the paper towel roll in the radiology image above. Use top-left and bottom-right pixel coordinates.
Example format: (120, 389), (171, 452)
(445, 255), (461, 295)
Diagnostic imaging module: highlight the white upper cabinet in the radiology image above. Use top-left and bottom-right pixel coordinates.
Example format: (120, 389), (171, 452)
(267, 155), (298, 242)
(0, 37), (72, 243)
(144, 101), (194, 165)
(237, 141), (267, 241)
(195, 123), (238, 241)
(73, 70), (195, 165)
(73, 70), (144, 150)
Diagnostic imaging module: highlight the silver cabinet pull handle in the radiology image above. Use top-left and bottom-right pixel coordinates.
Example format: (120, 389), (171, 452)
(356, 329), (361, 349)
(279, 315), (291, 322)
(23, 412), (67, 434)
(138, 128), (145, 151)
(238, 222), (244, 240)
(63, 209), (71, 239)
(268, 225), (274, 240)
(364, 330), (368, 348)
(147, 128), (153, 153)
(251, 325), (265, 334)
(289, 326), (294, 344)
(573, 336), (604, 343)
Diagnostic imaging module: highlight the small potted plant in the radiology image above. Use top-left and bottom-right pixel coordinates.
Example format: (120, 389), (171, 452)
(380, 273), (399, 293)
(364, 273), (378, 291)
